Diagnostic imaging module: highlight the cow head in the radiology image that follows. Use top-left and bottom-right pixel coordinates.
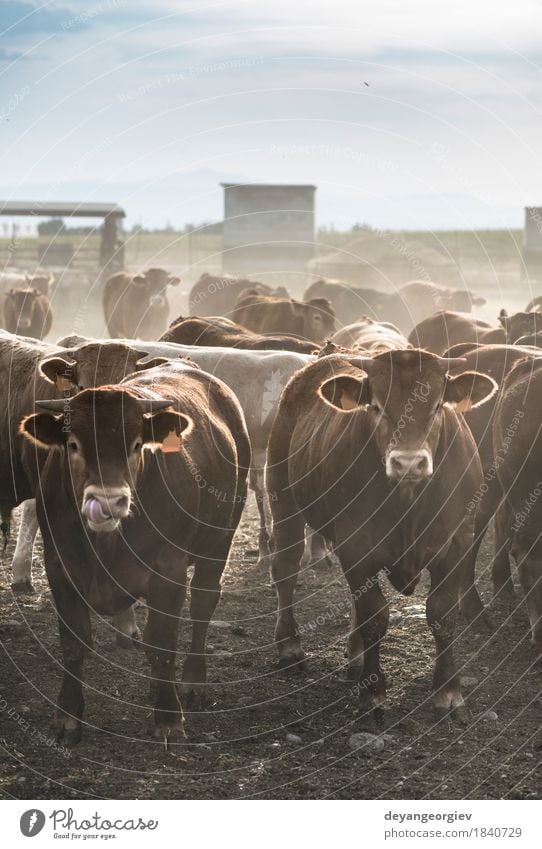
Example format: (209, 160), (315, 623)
(319, 349), (496, 486)
(449, 290), (487, 312)
(6, 288), (41, 333)
(297, 298), (336, 343)
(25, 272), (54, 296)
(133, 268), (180, 310)
(499, 309), (542, 343)
(39, 343), (169, 392)
(20, 389), (191, 533)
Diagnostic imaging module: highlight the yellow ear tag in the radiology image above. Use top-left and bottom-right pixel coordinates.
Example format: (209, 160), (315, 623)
(161, 430), (182, 453)
(56, 376), (72, 392)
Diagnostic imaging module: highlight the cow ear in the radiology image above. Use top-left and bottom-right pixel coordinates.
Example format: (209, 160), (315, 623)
(498, 308), (508, 327)
(319, 375), (370, 410)
(136, 356), (170, 372)
(19, 413), (65, 448)
(143, 410), (192, 448)
(168, 276), (181, 286)
(444, 371), (497, 412)
(133, 275), (147, 286)
(39, 355), (78, 389)
(473, 295), (487, 306)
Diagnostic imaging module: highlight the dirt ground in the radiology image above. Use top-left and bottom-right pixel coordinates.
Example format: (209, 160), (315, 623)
(0, 498), (541, 801)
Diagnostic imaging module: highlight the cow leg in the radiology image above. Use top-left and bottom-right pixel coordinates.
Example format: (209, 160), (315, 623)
(181, 560), (225, 704)
(517, 554), (542, 655)
(458, 494), (496, 628)
(270, 513), (306, 669)
(143, 559), (188, 742)
(427, 557), (466, 722)
(45, 555), (92, 745)
(336, 546), (388, 711)
(112, 604), (142, 649)
(11, 499), (38, 593)
(492, 502), (514, 600)
(250, 464), (272, 567)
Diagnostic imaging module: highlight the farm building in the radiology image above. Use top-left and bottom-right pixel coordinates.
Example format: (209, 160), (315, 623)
(221, 183), (316, 281)
(311, 229), (462, 288)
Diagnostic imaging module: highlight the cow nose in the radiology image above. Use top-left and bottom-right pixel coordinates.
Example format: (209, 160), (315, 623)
(386, 449), (433, 480)
(82, 487), (131, 528)
(19, 319), (31, 329)
(150, 295), (165, 308)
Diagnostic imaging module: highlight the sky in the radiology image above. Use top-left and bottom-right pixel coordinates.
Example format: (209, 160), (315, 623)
(1, 0), (542, 230)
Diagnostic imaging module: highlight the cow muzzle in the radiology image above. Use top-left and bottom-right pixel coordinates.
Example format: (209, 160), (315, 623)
(386, 449), (433, 482)
(18, 319), (31, 330)
(149, 294), (166, 309)
(82, 486), (131, 532)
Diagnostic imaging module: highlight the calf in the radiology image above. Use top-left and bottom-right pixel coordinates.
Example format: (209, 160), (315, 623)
(233, 289), (335, 344)
(20, 361), (250, 744)
(161, 315), (316, 353)
(266, 349), (496, 720)
(3, 288), (52, 339)
(103, 268), (180, 339)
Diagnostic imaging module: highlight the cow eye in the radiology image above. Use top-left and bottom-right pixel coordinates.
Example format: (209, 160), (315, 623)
(371, 402), (382, 414)
(132, 440), (143, 453)
(68, 440), (78, 453)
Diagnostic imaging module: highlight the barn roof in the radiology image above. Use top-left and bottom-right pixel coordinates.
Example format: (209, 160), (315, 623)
(0, 201), (125, 218)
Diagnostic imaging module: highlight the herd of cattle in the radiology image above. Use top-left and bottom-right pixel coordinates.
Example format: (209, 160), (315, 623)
(2, 266), (542, 747)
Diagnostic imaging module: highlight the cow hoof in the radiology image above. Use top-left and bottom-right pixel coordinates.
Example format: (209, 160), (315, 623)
(433, 706), (452, 725)
(115, 629), (142, 650)
(452, 704), (470, 725)
(55, 717), (82, 746)
(278, 653), (307, 672)
(11, 579), (35, 595)
(179, 679), (208, 710)
(154, 722), (185, 749)
(460, 599), (493, 631)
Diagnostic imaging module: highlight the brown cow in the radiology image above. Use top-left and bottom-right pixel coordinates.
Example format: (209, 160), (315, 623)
(304, 278), (486, 333)
(3, 339), (171, 597)
(332, 317), (409, 352)
(409, 311), (505, 354)
(493, 357), (542, 654)
(20, 360), (250, 744)
(160, 315), (316, 354)
(266, 349), (496, 721)
(498, 309), (542, 344)
(233, 289), (335, 344)
(3, 288), (52, 339)
(444, 345), (541, 619)
(103, 268), (180, 339)
(188, 272), (289, 316)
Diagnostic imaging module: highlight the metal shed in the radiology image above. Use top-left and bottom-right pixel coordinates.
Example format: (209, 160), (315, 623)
(221, 183), (316, 284)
